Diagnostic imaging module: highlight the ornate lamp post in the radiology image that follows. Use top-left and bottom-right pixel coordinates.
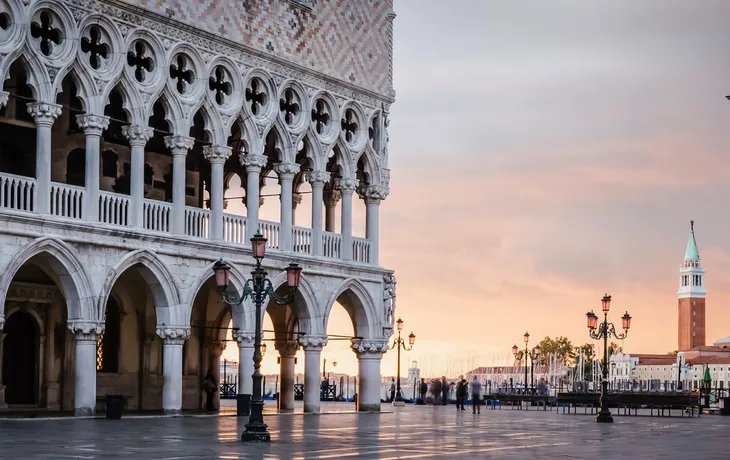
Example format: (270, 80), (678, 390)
(391, 317), (416, 404)
(586, 294), (631, 423)
(512, 333), (540, 394)
(212, 230), (302, 442)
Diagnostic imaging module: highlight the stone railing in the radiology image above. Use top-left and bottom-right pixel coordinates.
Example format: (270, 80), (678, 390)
(352, 237), (371, 264)
(143, 199), (171, 233)
(0, 172), (35, 212)
(99, 191), (130, 226)
(185, 206), (210, 239)
(224, 213), (247, 245)
(50, 182), (84, 219)
(323, 231), (342, 259)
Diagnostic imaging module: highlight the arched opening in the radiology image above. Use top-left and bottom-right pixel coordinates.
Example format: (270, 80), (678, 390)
(144, 99), (172, 203)
(102, 85), (130, 197)
(0, 59), (36, 178)
(257, 129), (284, 236)
(65, 148), (85, 186)
(97, 297), (121, 373)
(2, 311), (39, 404)
(292, 138), (313, 230)
(322, 302), (357, 401)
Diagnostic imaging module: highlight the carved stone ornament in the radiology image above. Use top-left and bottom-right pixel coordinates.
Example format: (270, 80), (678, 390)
(68, 321), (105, 342)
(76, 114), (110, 135)
(232, 330), (255, 347)
(358, 184), (389, 202)
(275, 340), (300, 356)
(240, 153), (268, 172)
(203, 145), (232, 164)
(0, 92), (8, 109)
(382, 327), (395, 340)
(338, 178), (359, 192)
(305, 170), (330, 185)
(156, 327), (191, 345)
(0, 315), (4, 331)
(383, 273), (396, 329)
(350, 338), (389, 355)
(27, 102), (62, 126)
(164, 135), (195, 154)
(298, 334), (328, 350)
(273, 161), (300, 179)
(122, 125), (155, 145)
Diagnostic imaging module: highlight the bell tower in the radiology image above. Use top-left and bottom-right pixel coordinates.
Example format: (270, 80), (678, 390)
(677, 221), (706, 351)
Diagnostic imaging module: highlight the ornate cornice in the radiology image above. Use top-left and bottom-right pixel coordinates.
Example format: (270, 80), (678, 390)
(298, 334), (328, 350)
(203, 145), (233, 164)
(27, 102), (62, 126)
(351, 338), (389, 356)
(273, 162), (301, 179)
(164, 135), (196, 155)
(122, 125), (155, 146)
(232, 330), (255, 347)
(306, 170), (331, 185)
(69, 321), (105, 342)
(76, 114), (110, 136)
(240, 153), (268, 173)
(157, 327), (191, 345)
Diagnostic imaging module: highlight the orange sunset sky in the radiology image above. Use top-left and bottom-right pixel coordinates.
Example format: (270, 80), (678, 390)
(224, 0), (730, 378)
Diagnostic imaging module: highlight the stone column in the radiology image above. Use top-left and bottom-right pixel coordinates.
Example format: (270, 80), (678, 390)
(69, 321), (104, 416)
(203, 145), (232, 241)
(233, 330), (254, 415)
(274, 162), (300, 251)
(323, 186), (340, 233)
(275, 340), (299, 411)
(77, 115), (110, 222)
(351, 339), (388, 412)
(299, 335), (328, 414)
(339, 179), (359, 261)
(164, 135), (195, 235)
(358, 185), (388, 266)
(122, 125), (154, 228)
(28, 102), (62, 214)
(208, 340), (227, 411)
(0, 332), (6, 408)
(307, 171), (330, 256)
(292, 192), (302, 226)
(0, 91), (8, 109)
(240, 153), (268, 239)
(43, 306), (59, 410)
(157, 328), (190, 415)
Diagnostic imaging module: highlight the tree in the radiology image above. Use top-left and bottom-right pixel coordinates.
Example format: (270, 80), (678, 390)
(536, 336), (576, 366)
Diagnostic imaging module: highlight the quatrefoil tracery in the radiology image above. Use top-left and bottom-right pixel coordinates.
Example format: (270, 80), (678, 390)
(127, 41), (155, 83)
(341, 109), (358, 143)
(245, 78), (267, 116)
(279, 88), (300, 125)
(311, 99), (330, 135)
(80, 26), (110, 70)
(30, 11), (62, 57)
(209, 66), (233, 105)
(169, 54), (194, 95)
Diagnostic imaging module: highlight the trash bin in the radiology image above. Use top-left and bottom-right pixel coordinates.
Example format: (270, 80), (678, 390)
(720, 398), (730, 416)
(105, 394), (124, 420)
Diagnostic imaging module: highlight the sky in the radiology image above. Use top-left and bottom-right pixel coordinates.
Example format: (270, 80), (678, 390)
(225, 0), (730, 378)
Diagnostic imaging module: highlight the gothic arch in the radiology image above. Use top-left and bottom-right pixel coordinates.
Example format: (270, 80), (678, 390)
(300, 129), (326, 173)
(267, 271), (319, 336)
(187, 102), (226, 146)
(103, 76), (145, 126)
(263, 119), (294, 164)
(323, 278), (379, 339)
(97, 250), (181, 326)
(2, 52), (52, 102)
(0, 237), (94, 322)
(54, 65), (95, 113)
(148, 89), (184, 136)
(184, 260), (249, 332)
(355, 149), (379, 187)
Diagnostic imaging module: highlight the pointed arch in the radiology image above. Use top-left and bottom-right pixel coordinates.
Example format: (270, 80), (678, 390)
(267, 271), (319, 336)
(184, 261), (249, 332)
(187, 102), (226, 146)
(323, 278), (379, 339)
(97, 250), (181, 327)
(2, 51), (51, 102)
(103, 77), (144, 126)
(54, 65), (96, 114)
(329, 139), (355, 180)
(300, 129), (325, 172)
(263, 119), (294, 163)
(0, 237), (94, 322)
(148, 88), (185, 135)
(355, 149), (380, 187)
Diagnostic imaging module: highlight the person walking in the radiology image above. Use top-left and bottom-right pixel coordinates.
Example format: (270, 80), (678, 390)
(203, 371), (217, 411)
(441, 376), (449, 405)
(471, 376), (482, 414)
(419, 378), (428, 403)
(390, 378), (396, 402)
(456, 378), (467, 411)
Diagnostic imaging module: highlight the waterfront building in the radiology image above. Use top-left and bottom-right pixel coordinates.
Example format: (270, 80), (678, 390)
(0, 0), (397, 415)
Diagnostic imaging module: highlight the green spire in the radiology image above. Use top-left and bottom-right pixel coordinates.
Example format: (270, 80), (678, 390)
(685, 220), (700, 260)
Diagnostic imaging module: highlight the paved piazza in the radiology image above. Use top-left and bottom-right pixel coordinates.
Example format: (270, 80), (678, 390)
(0, 403), (728, 459)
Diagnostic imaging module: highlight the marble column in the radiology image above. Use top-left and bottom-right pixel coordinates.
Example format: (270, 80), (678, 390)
(274, 162), (300, 252)
(307, 171), (330, 256)
(69, 321), (104, 416)
(233, 330), (254, 415)
(351, 339), (388, 412)
(208, 340), (227, 411)
(77, 115), (110, 222)
(323, 186), (340, 233)
(164, 135), (195, 235)
(157, 328), (190, 415)
(275, 340), (299, 411)
(299, 335), (328, 414)
(358, 185), (388, 266)
(122, 125), (154, 228)
(240, 153), (268, 239)
(339, 179), (359, 261)
(0, 332), (6, 408)
(203, 145), (232, 241)
(28, 102), (62, 215)
(43, 305), (59, 410)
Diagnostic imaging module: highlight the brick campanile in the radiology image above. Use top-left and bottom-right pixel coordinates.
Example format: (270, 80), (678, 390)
(677, 221), (707, 351)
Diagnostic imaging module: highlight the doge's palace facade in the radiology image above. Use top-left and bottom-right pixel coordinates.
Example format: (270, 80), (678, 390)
(0, 0), (396, 416)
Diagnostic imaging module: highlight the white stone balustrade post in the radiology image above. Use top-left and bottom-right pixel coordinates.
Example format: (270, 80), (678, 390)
(233, 330), (254, 415)
(307, 171), (330, 256)
(77, 115), (110, 222)
(274, 162), (300, 251)
(299, 335), (328, 413)
(240, 153), (268, 238)
(164, 136), (195, 235)
(122, 125), (154, 228)
(339, 178), (359, 260)
(28, 102), (62, 215)
(358, 185), (389, 265)
(351, 338), (388, 412)
(203, 145), (232, 241)
(157, 327), (190, 415)
(275, 340), (299, 410)
(68, 321), (104, 416)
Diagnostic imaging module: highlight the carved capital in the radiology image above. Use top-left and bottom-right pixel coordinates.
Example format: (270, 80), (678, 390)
(298, 334), (328, 351)
(0, 315), (4, 331)
(203, 145), (232, 164)
(209, 341), (228, 355)
(27, 102), (62, 127)
(338, 178), (359, 193)
(306, 170), (331, 185)
(232, 330), (255, 347)
(0, 91), (8, 109)
(122, 125), (154, 146)
(292, 193), (303, 207)
(68, 321), (105, 342)
(275, 340), (300, 356)
(76, 114), (110, 136)
(324, 188), (341, 206)
(164, 135), (195, 155)
(351, 338), (389, 356)
(156, 327), (191, 345)
(240, 153), (268, 173)
(358, 184), (389, 203)
(273, 162), (300, 180)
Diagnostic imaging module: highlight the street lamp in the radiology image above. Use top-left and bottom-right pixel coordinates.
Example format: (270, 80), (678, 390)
(585, 294), (631, 423)
(391, 317), (416, 404)
(212, 230), (302, 442)
(513, 333), (540, 394)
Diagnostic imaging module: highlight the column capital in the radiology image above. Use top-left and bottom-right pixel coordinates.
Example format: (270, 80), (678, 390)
(68, 321), (105, 342)
(27, 102), (62, 126)
(209, 341), (227, 356)
(338, 178), (359, 193)
(232, 330), (255, 347)
(156, 327), (191, 345)
(292, 192), (303, 208)
(275, 340), (300, 357)
(306, 170), (331, 185)
(324, 188), (341, 207)
(164, 135), (195, 155)
(357, 184), (389, 203)
(241, 153), (268, 173)
(273, 162), (301, 180)
(298, 334), (328, 351)
(0, 91), (9, 108)
(203, 145), (232, 164)
(0, 315), (4, 331)
(350, 338), (388, 357)
(122, 125), (154, 146)
(76, 114), (110, 136)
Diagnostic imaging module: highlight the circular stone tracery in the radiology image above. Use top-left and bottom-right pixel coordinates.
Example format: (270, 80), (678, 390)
(30, 10), (63, 57)
(80, 26), (110, 70)
(245, 77), (268, 116)
(169, 53), (195, 95)
(208, 65), (233, 106)
(279, 88), (301, 126)
(127, 40), (155, 83)
(311, 98), (331, 136)
(341, 108), (359, 143)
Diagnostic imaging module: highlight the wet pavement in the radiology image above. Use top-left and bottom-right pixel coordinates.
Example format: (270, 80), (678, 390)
(0, 402), (727, 459)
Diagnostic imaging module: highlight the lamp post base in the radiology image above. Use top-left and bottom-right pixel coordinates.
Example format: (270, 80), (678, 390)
(241, 429), (271, 442)
(594, 410), (614, 423)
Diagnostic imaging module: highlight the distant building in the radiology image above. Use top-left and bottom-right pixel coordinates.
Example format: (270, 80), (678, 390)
(407, 361), (420, 387)
(678, 221), (707, 351)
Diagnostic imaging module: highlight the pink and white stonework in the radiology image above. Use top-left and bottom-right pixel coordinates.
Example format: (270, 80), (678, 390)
(0, 0), (396, 416)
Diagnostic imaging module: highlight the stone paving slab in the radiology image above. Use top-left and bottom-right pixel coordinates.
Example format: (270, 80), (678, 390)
(0, 403), (728, 459)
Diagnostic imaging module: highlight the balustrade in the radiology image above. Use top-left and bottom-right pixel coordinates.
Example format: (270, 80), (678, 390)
(99, 191), (130, 226)
(50, 182), (84, 219)
(292, 226), (312, 255)
(143, 200), (171, 233)
(259, 220), (280, 249)
(185, 206), (210, 239)
(352, 237), (371, 264)
(0, 172), (35, 212)
(323, 231), (342, 259)
(224, 213), (247, 245)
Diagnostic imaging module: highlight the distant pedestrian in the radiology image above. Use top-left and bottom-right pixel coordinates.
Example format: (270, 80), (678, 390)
(203, 371), (217, 411)
(390, 379), (396, 402)
(441, 376), (449, 405)
(471, 376), (482, 414)
(419, 378), (428, 403)
(431, 379), (442, 403)
(456, 379), (467, 411)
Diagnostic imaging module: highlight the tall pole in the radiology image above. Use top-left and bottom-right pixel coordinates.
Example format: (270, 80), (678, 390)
(524, 341), (528, 394)
(595, 311), (612, 423)
(530, 358), (534, 393)
(396, 329), (402, 400)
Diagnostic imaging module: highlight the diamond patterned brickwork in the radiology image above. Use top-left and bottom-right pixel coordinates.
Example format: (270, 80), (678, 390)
(118, 0), (395, 97)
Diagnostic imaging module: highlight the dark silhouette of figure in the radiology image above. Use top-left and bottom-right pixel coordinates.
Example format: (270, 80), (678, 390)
(203, 371), (217, 411)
